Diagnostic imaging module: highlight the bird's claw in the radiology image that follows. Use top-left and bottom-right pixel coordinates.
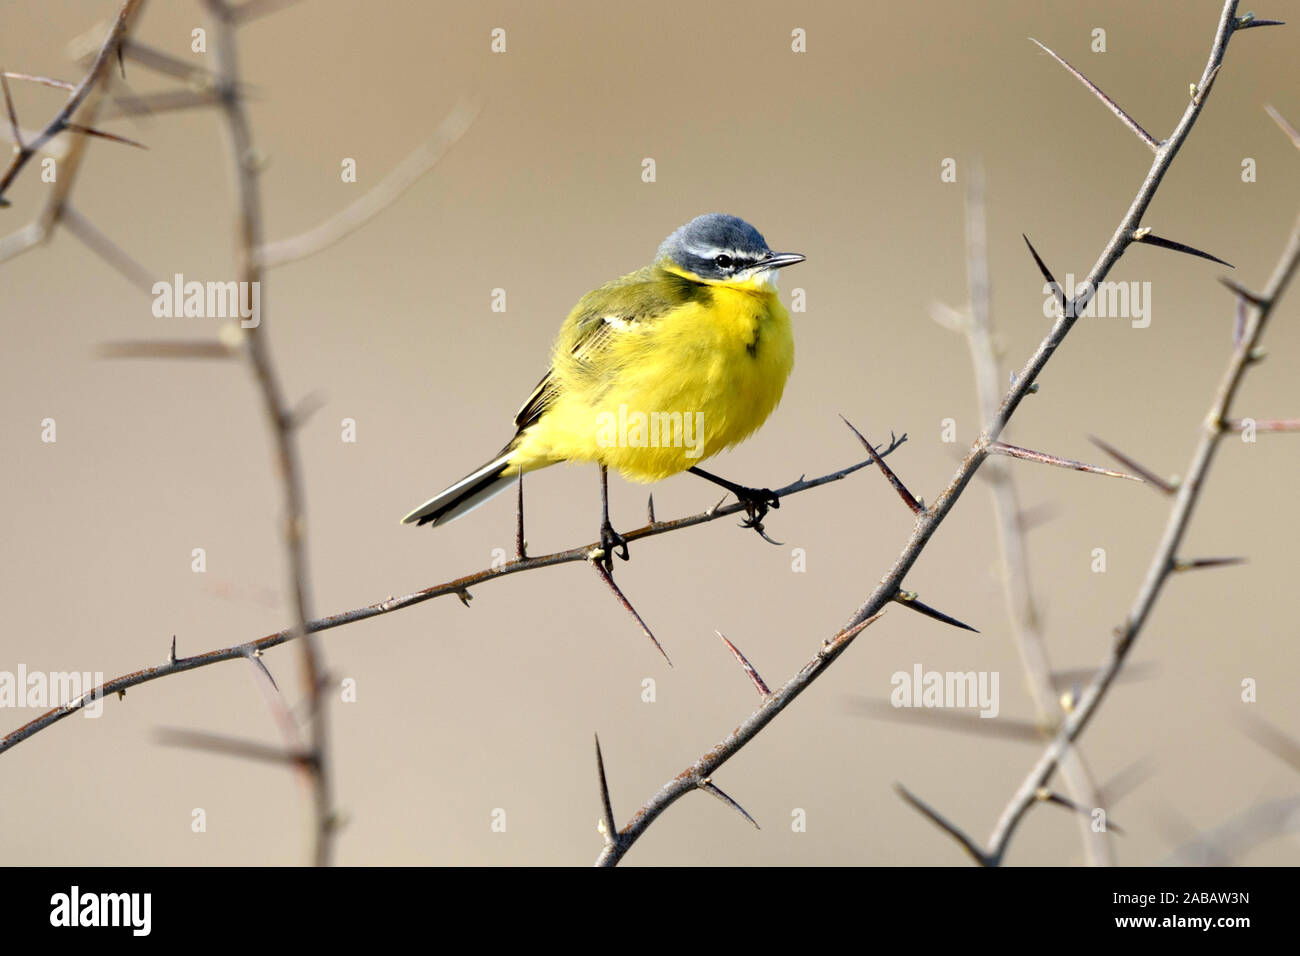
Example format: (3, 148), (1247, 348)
(599, 520), (630, 569)
(733, 487), (782, 545)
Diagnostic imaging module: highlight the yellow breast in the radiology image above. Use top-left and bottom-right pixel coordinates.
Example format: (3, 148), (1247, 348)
(510, 277), (794, 482)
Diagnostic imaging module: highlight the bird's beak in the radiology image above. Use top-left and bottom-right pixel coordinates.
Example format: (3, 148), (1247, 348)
(763, 252), (805, 269)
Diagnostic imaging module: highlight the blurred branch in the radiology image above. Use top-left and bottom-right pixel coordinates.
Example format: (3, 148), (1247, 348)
(0, 0), (144, 202)
(202, 0), (334, 864)
(257, 100), (479, 269)
(935, 168), (1113, 864)
(0, 1), (146, 263)
(983, 169), (1300, 865)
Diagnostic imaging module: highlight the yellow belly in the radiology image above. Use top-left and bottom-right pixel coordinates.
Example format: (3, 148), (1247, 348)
(510, 284), (794, 481)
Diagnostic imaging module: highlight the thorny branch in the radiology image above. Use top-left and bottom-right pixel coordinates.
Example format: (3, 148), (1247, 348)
(0, 1), (147, 274)
(936, 169), (1113, 865)
(200, 0), (336, 866)
(592, 0), (1278, 866)
(973, 189), (1300, 868)
(0, 456), (892, 755)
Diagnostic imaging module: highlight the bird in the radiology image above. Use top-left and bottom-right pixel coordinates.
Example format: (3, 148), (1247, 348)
(400, 213), (805, 565)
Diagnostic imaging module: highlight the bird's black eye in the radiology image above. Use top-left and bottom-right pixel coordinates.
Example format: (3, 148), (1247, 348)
(713, 254), (733, 270)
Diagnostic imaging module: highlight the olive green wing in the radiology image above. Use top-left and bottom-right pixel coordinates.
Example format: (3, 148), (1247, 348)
(511, 266), (689, 434)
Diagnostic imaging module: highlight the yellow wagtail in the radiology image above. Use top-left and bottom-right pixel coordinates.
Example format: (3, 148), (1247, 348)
(401, 213), (804, 563)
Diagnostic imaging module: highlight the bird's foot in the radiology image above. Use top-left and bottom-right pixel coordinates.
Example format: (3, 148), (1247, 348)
(599, 518), (630, 570)
(733, 486), (782, 545)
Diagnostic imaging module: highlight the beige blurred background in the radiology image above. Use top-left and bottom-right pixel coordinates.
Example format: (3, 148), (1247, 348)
(1, 0), (1297, 866)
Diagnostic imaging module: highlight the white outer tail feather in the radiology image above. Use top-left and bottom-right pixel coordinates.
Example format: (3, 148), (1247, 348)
(400, 452), (516, 527)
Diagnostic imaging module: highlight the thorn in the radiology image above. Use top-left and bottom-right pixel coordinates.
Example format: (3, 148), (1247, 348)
(242, 648), (279, 692)
(1233, 296), (1247, 347)
(1219, 277), (1269, 310)
(455, 588), (472, 607)
(646, 492), (655, 525)
(931, 301), (968, 331)
(1051, 661), (1160, 693)
(893, 591), (979, 633)
(1265, 104), (1300, 151)
(895, 783), (991, 865)
(97, 340), (236, 360)
(63, 123), (148, 149)
(1022, 234), (1067, 317)
(716, 631), (770, 696)
(288, 390), (327, 429)
(698, 779), (759, 829)
(823, 609), (888, 657)
(1237, 15), (1287, 30)
(156, 728), (307, 767)
(707, 494), (728, 517)
(840, 416), (923, 515)
(59, 204), (156, 292)
(1, 71), (76, 91)
(168, 634), (177, 665)
(1037, 790), (1127, 835)
(593, 561), (670, 666)
(1172, 556), (1247, 572)
(594, 734), (618, 845)
(1028, 37), (1158, 152)
(852, 697), (1042, 742)
(1087, 435), (1176, 495)
(1236, 712), (1300, 773)
(1, 70), (22, 150)
(1225, 418), (1300, 433)
(989, 440), (1144, 483)
(1132, 231), (1233, 268)
(1017, 501), (1063, 532)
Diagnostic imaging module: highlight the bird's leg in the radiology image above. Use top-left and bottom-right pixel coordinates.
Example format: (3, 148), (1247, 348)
(598, 464), (630, 569)
(515, 469), (527, 560)
(688, 466), (781, 542)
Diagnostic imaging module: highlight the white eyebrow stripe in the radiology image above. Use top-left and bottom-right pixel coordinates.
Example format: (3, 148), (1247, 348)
(687, 245), (746, 260)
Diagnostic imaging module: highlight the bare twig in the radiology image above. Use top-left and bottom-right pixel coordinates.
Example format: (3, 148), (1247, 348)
(0, 1), (146, 257)
(257, 101), (478, 269)
(203, 0), (333, 865)
(0, 455), (885, 755)
(983, 194), (1300, 866)
(938, 169), (1113, 865)
(0, 0), (144, 201)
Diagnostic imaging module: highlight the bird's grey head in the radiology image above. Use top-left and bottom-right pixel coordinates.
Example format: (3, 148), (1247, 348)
(657, 213), (804, 283)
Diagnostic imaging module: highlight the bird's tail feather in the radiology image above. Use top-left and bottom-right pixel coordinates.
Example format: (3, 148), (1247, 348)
(400, 449), (517, 527)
